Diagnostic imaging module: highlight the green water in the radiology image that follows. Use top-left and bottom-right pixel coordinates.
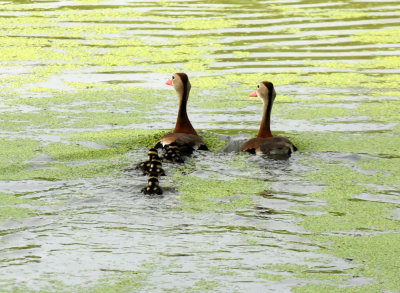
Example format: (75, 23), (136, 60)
(1, 0), (399, 292)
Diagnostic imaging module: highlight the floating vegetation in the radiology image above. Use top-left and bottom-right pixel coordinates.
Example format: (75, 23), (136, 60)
(175, 176), (265, 212)
(176, 17), (238, 30)
(352, 28), (400, 44)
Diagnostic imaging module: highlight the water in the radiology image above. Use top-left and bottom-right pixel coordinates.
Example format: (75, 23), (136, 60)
(1, 0), (399, 292)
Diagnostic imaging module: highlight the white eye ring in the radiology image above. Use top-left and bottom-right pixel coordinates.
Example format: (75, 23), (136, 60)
(257, 84), (260, 89)
(172, 76), (175, 79)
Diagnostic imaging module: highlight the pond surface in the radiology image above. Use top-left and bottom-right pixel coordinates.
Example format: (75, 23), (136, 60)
(1, 0), (399, 292)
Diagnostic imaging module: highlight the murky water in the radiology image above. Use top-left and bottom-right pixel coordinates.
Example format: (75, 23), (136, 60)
(1, 0), (399, 292)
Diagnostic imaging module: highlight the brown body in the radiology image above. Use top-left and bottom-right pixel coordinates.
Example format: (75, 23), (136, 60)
(241, 81), (296, 156)
(242, 136), (296, 155)
(159, 73), (207, 150)
(160, 133), (205, 148)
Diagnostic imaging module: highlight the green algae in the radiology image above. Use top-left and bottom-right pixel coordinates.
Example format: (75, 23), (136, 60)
(308, 56), (400, 70)
(0, 129), (169, 181)
(70, 111), (154, 128)
(200, 132), (228, 151)
(295, 157), (400, 292)
(192, 72), (302, 90)
(302, 73), (369, 88)
(280, 106), (352, 120)
(294, 233), (400, 293)
(0, 111), (72, 131)
(0, 138), (40, 175)
(194, 93), (255, 109)
(258, 263), (351, 283)
(72, 129), (169, 149)
(0, 207), (37, 222)
(174, 176), (266, 213)
(0, 193), (40, 222)
(358, 158), (400, 184)
(288, 131), (400, 157)
(176, 17), (238, 30)
(357, 100), (400, 126)
(83, 271), (150, 293)
(0, 128), (173, 180)
(272, 6), (369, 19)
(44, 143), (127, 161)
(352, 28), (400, 44)
(3, 160), (123, 181)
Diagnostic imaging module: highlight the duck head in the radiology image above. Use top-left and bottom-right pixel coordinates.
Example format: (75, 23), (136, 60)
(166, 73), (191, 100)
(249, 81), (276, 107)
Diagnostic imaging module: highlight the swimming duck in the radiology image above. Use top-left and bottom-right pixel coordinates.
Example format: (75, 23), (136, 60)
(241, 81), (297, 156)
(162, 142), (185, 163)
(156, 73), (208, 153)
(145, 158), (165, 177)
(136, 148), (162, 174)
(141, 176), (163, 195)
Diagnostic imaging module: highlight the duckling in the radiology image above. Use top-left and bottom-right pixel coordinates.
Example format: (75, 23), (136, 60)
(241, 81), (297, 156)
(156, 73), (208, 152)
(136, 148), (161, 174)
(141, 176), (163, 195)
(162, 142), (185, 163)
(145, 158), (166, 177)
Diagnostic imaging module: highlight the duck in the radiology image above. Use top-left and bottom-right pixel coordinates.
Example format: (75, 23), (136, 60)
(162, 142), (185, 163)
(156, 73), (208, 154)
(143, 157), (165, 177)
(141, 176), (163, 195)
(136, 148), (160, 174)
(241, 81), (297, 156)
(136, 148), (165, 176)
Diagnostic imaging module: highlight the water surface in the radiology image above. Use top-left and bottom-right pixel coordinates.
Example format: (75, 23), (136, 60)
(1, 0), (399, 292)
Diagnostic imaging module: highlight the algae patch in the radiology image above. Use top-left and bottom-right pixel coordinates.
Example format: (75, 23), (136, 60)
(174, 176), (267, 213)
(294, 157), (400, 292)
(0, 193), (40, 222)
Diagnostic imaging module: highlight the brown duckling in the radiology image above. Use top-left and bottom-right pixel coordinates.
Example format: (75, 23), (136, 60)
(156, 73), (208, 153)
(141, 176), (163, 195)
(241, 81), (297, 156)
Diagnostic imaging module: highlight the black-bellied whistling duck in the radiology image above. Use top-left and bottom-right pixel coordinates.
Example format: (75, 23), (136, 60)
(156, 73), (208, 154)
(141, 176), (163, 195)
(241, 81), (297, 156)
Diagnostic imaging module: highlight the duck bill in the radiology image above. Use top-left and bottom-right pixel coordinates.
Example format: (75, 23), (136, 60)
(165, 79), (173, 86)
(249, 91), (257, 97)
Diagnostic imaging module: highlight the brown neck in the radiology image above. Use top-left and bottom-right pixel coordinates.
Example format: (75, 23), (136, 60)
(173, 87), (197, 135)
(257, 99), (273, 138)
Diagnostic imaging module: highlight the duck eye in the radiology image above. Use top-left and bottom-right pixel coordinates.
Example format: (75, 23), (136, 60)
(257, 84), (260, 89)
(172, 76), (175, 80)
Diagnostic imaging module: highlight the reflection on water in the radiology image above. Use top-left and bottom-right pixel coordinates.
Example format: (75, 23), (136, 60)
(1, 0), (400, 292)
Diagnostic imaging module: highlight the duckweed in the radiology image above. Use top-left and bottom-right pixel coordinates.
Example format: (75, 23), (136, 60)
(200, 132), (228, 151)
(0, 207), (38, 222)
(176, 18), (238, 30)
(294, 233), (400, 292)
(294, 157), (400, 291)
(288, 131), (400, 157)
(72, 129), (169, 149)
(175, 176), (266, 212)
(280, 106), (353, 120)
(0, 193), (40, 222)
(352, 28), (400, 44)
